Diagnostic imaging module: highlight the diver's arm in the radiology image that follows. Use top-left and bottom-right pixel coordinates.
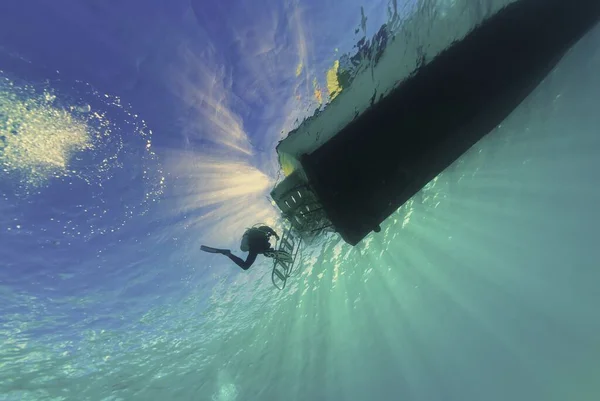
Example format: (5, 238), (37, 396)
(225, 251), (258, 270)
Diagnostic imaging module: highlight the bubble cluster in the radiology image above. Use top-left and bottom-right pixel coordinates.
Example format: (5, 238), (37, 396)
(0, 78), (93, 186)
(0, 70), (165, 242)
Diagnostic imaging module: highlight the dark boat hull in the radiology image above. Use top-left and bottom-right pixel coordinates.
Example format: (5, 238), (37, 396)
(300, 0), (600, 245)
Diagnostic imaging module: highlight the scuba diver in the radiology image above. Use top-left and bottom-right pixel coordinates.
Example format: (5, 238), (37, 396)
(201, 225), (284, 270)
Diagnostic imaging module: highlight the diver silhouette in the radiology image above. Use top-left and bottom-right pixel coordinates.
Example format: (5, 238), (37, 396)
(201, 225), (280, 270)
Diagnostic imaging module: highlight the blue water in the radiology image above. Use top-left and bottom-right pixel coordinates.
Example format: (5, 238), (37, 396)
(1, 1), (600, 400)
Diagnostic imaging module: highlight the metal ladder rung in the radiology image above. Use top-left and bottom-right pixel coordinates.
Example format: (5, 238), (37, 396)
(272, 226), (302, 290)
(273, 267), (286, 281)
(280, 238), (293, 251)
(280, 260), (291, 272)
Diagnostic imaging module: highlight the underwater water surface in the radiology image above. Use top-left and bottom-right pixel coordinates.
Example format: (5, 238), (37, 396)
(1, 0), (599, 400)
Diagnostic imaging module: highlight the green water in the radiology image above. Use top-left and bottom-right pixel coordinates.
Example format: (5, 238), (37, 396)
(131, 25), (600, 400)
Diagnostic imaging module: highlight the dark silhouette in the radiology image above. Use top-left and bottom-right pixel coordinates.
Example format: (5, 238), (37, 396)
(201, 226), (279, 270)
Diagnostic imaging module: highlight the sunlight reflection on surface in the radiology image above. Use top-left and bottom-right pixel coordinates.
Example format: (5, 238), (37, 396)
(166, 150), (279, 247)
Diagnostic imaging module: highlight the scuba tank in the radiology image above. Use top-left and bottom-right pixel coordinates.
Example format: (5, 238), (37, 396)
(240, 224), (277, 252)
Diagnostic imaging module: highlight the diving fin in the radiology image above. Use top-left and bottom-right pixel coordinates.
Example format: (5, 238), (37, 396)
(200, 245), (229, 254)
